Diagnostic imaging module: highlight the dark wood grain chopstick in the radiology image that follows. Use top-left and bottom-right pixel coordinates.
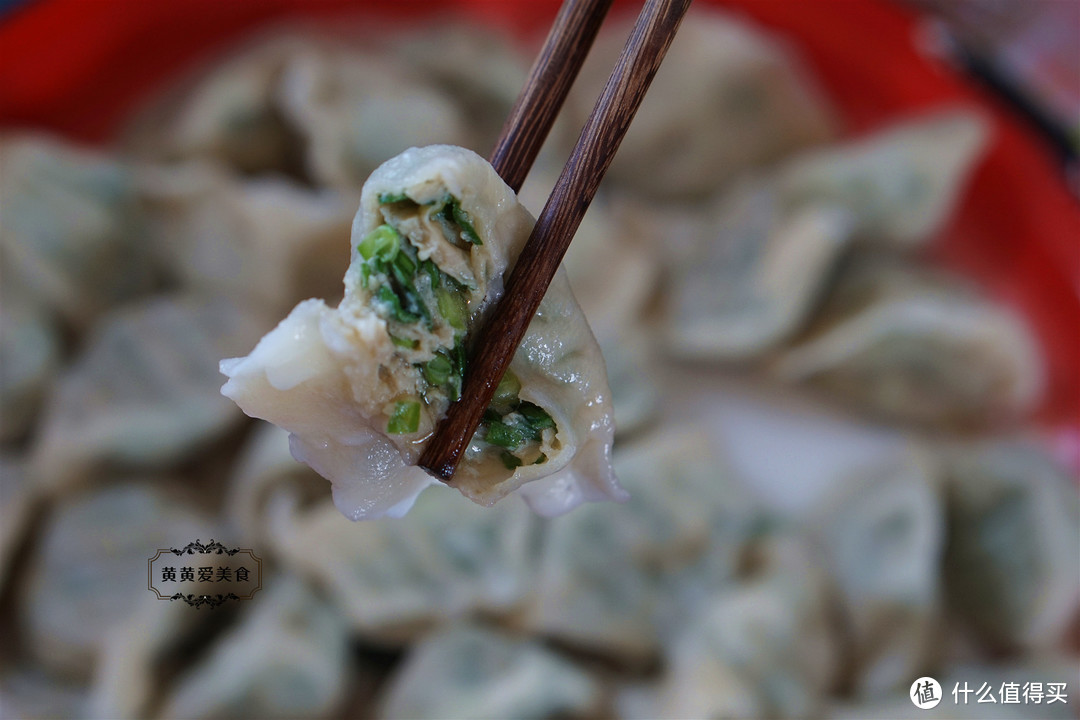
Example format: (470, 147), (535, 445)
(420, 0), (692, 481)
(489, 0), (615, 193)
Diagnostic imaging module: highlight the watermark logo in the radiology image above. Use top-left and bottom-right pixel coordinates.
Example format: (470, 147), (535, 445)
(911, 676), (943, 710)
(148, 540), (262, 609)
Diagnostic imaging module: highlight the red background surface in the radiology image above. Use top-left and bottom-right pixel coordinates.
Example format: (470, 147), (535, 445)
(1, 0), (1077, 445)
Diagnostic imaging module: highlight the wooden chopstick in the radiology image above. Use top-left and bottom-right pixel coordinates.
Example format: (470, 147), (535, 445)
(489, 0), (615, 193)
(419, 0), (692, 481)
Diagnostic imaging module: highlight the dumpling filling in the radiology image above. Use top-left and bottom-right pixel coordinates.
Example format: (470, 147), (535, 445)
(221, 145), (622, 519)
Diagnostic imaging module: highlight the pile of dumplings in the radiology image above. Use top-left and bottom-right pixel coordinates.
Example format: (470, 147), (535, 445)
(1, 6), (1077, 719)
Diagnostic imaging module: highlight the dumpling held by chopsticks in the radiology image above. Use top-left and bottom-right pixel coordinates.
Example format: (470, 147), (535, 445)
(220, 145), (623, 520)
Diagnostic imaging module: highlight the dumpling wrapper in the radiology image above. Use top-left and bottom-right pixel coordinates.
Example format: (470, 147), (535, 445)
(773, 258), (1044, 428)
(778, 108), (990, 248)
(663, 178), (855, 360)
(277, 47), (470, 188)
(376, 624), (601, 720)
(571, 6), (837, 199)
(654, 530), (838, 720)
(0, 134), (156, 329)
(810, 448), (944, 698)
(222, 145), (622, 520)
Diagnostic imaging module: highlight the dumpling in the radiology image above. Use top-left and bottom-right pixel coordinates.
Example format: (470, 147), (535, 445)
(87, 594), (208, 720)
(264, 487), (542, 643)
(524, 429), (762, 663)
(124, 35), (304, 175)
(810, 448), (944, 698)
(392, 23), (530, 155)
(31, 295), (272, 491)
(277, 47), (470, 188)
(773, 257), (1043, 428)
(376, 623), (601, 720)
(0, 134), (156, 329)
(224, 421), (330, 546)
(221, 145), (621, 519)
(139, 162), (356, 314)
(571, 6), (836, 199)
(663, 177), (855, 360)
(19, 482), (214, 678)
(653, 530), (838, 720)
(158, 576), (351, 720)
(0, 298), (60, 442)
(941, 440), (1080, 652)
(778, 109), (990, 249)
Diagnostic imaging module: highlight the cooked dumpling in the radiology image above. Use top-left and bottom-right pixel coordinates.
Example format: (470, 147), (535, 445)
(158, 577), (351, 720)
(778, 109), (990, 248)
(376, 624), (601, 720)
(125, 35), (304, 174)
(392, 23), (530, 154)
(0, 298), (60, 442)
(525, 430), (762, 662)
(941, 440), (1080, 652)
(265, 486), (542, 642)
(664, 178), (855, 360)
(278, 47), (470, 188)
(221, 145), (621, 519)
(773, 257), (1043, 427)
(654, 530), (838, 720)
(572, 6), (836, 199)
(31, 295), (272, 491)
(811, 449), (944, 697)
(20, 482), (213, 678)
(140, 162), (356, 314)
(0, 135), (156, 328)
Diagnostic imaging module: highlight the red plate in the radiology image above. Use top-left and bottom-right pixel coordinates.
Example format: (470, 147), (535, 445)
(1, 0), (1076, 459)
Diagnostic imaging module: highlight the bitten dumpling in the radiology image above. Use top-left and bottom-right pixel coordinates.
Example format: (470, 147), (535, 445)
(221, 145), (622, 520)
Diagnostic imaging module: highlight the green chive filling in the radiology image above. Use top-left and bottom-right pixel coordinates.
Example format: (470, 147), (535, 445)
(366, 193), (554, 451)
(478, 370), (555, 468)
(386, 400), (421, 434)
(364, 194), (482, 434)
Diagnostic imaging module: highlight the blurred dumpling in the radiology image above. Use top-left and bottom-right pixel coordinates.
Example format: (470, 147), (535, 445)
(652, 530), (838, 719)
(0, 298), (61, 442)
(224, 421), (330, 547)
(265, 487), (541, 643)
(773, 257), (1043, 428)
(221, 145), (621, 518)
(0, 135), (156, 328)
(941, 440), (1080, 652)
(278, 46), (470, 188)
(158, 576), (351, 720)
(663, 177), (855, 360)
(139, 162), (356, 314)
(19, 482), (213, 678)
(125, 35), (305, 174)
(524, 430), (761, 663)
(811, 448), (944, 698)
(31, 295), (272, 491)
(392, 22), (530, 154)
(376, 624), (601, 720)
(572, 6), (836, 199)
(778, 109), (990, 249)
(87, 595), (212, 720)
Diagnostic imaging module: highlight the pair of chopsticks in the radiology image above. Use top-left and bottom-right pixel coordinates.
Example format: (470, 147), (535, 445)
(419, 0), (692, 481)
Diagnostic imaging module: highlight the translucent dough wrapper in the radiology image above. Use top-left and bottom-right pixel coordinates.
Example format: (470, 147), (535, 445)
(664, 179), (855, 360)
(376, 624), (601, 720)
(571, 6), (837, 199)
(811, 449), (945, 698)
(773, 258), (1044, 428)
(222, 145), (621, 519)
(778, 109), (990, 248)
